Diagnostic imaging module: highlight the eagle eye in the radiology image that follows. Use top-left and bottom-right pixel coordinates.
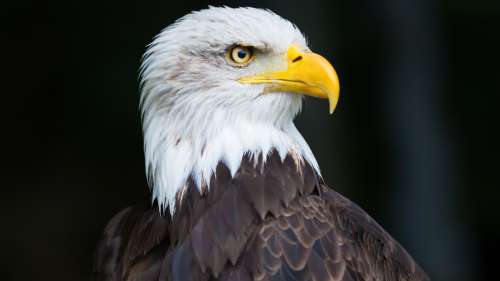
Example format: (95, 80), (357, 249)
(227, 45), (254, 66)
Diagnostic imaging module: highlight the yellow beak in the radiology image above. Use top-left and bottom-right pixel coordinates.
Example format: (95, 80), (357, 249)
(239, 45), (340, 113)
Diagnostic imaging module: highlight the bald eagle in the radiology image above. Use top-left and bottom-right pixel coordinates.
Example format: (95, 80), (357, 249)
(94, 7), (429, 281)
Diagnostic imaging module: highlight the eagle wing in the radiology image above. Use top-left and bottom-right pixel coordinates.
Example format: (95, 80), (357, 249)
(93, 204), (171, 281)
(223, 185), (430, 281)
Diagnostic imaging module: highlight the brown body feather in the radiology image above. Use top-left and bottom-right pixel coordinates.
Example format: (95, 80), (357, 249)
(94, 151), (429, 281)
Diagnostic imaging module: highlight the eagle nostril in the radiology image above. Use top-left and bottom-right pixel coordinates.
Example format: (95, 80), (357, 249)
(292, 55), (302, 63)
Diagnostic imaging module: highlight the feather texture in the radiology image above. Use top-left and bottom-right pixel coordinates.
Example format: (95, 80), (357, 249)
(94, 151), (429, 281)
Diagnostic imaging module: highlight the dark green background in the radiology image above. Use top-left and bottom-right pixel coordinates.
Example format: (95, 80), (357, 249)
(3, 0), (498, 280)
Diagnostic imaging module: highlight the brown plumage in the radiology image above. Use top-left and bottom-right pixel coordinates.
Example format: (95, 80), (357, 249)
(94, 151), (429, 281)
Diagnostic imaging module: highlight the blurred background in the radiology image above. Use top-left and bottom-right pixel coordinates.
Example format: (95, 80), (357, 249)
(3, 0), (499, 280)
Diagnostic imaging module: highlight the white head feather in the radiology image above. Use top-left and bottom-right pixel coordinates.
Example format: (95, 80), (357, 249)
(140, 7), (321, 214)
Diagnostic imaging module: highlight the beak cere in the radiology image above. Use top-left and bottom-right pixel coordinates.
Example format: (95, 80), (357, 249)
(239, 45), (340, 113)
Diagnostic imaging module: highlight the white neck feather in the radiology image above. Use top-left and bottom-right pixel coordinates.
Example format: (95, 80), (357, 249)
(142, 92), (321, 215)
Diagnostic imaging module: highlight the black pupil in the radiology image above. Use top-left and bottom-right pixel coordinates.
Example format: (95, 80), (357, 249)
(237, 49), (247, 59)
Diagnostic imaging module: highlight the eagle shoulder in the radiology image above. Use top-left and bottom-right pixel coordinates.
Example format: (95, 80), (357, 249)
(227, 185), (430, 281)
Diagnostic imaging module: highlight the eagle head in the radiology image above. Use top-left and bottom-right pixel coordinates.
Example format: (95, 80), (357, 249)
(139, 7), (340, 213)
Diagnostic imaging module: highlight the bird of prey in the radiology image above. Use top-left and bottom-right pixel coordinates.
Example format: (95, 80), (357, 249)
(94, 6), (430, 281)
